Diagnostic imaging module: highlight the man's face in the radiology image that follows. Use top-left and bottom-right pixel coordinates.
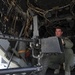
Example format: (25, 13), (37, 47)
(55, 28), (63, 37)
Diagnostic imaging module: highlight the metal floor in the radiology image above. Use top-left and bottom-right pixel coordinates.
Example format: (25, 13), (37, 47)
(46, 68), (75, 75)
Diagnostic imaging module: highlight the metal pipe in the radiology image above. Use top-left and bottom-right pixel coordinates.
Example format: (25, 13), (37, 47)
(0, 34), (32, 42)
(0, 67), (42, 74)
(7, 22), (27, 68)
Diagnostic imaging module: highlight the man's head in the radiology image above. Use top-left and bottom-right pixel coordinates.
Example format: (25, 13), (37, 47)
(55, 26), (63, 37)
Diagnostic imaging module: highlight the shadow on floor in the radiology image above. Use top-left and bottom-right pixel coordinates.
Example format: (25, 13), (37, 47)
(46, 68), (75, 75)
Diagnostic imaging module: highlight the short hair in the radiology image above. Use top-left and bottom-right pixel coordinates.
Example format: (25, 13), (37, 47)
(55, 26), (63, 31)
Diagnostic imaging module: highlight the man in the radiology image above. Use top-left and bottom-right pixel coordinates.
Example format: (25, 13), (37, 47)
(54, 26), (64, 74)
(54, 26), (74, 75)
(38, 26), (74, 75)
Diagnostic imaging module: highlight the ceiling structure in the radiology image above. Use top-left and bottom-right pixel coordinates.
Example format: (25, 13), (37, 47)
(0, 0), (75, 36)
